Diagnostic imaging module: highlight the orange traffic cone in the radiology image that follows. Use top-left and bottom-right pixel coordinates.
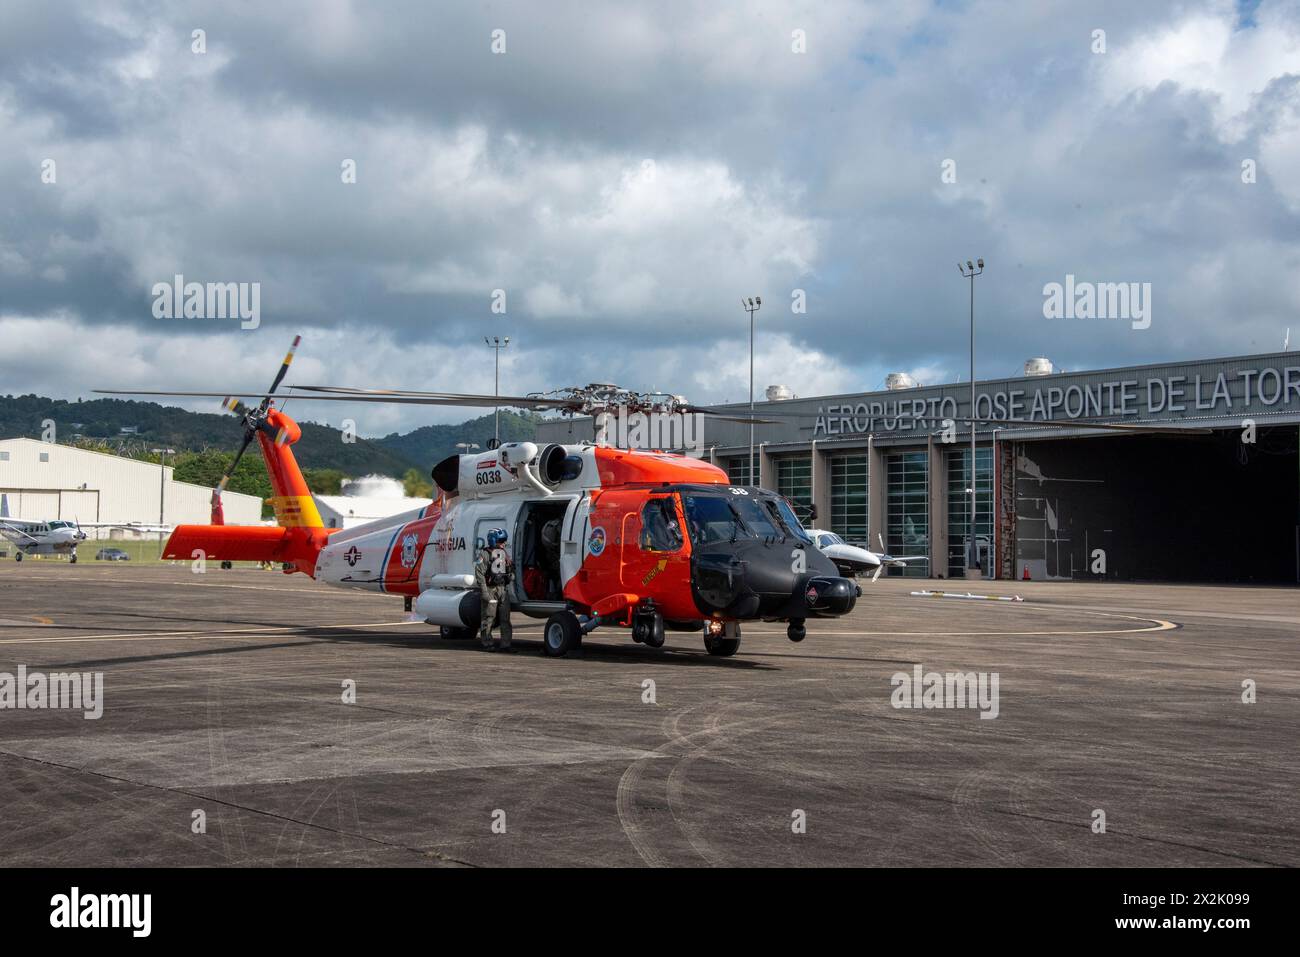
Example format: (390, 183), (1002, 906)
(1021, 565), (1031, 581)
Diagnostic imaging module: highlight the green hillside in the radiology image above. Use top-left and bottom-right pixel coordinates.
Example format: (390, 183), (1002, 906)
(0, 394), (419, 476)
(372, 410), (541, 465)
(0, 395), (561, 485)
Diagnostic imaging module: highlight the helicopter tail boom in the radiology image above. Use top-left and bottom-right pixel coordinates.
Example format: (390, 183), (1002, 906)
(163, 407), (331, 574)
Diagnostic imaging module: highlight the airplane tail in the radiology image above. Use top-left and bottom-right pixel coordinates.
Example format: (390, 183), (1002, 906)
(164, 407), (331, 574)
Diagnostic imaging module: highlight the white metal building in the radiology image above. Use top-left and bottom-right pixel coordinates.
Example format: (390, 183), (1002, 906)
(314, 494), (432, 530)
(0, 438), (262, 537)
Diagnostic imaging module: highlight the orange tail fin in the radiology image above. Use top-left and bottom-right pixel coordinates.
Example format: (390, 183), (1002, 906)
(260, 408), (324, 530)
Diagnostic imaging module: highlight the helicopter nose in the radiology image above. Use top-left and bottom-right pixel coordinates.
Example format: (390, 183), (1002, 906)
(691, 553), (762, 617)
(691, 547), (860, 619)
(801, 576), (859, 615)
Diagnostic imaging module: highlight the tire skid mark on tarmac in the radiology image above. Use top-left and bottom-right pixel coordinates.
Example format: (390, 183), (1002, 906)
(617, 704), (804, 867)
(206, 665), (251, 864)
(663, 703), (748, 867)
(0, 747), (476, 867)
(949, 765), (1291, 867)
(952, 770), (1023, 865)
(615, 707), (699, 867)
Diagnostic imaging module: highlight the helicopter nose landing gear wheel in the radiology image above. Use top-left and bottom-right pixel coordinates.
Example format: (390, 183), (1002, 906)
(787, 619), (806, 642)
(543, 610), (582, 657)
(704, 621), (741, 657)
(632, 611), (666, 648)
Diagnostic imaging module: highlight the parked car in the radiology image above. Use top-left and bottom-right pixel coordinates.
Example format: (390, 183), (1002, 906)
(95, 548), (131, 561)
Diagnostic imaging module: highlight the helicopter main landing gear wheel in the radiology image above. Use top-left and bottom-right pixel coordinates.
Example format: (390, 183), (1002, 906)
(787, 619), (806, 642)
(543, 610), (582, 657)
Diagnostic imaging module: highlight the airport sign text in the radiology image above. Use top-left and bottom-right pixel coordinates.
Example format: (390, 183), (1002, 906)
(812, 365), (1300, 435)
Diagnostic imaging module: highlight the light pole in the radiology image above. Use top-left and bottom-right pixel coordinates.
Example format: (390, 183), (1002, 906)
(485, 336), (510, 443)
(150, 447), (174, 559)
(742, 296), (762, 485)
(957, 259), (984, 576)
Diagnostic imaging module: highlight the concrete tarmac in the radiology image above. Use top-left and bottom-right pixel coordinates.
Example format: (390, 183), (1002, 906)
(0, 563), (1295, 867)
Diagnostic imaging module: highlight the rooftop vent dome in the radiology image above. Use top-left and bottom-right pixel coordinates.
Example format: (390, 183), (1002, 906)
(1023, 357), (1055, 376)
(765, 384), (795, 401)
(885, 372), (917, 390)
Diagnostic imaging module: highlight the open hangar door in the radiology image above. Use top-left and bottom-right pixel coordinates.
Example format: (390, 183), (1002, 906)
(1009, 426), (1299, 583)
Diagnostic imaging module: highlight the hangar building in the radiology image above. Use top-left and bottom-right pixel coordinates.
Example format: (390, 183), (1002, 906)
(535, 350), (1300, 584)
(0, 438), (262, 536)
(315, 494), (433, 530)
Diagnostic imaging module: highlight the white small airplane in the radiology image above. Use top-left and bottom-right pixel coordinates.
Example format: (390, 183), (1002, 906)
(0, 515), (86, 562)
(807, 528), (930, 581)
(0, 495), (168, 563)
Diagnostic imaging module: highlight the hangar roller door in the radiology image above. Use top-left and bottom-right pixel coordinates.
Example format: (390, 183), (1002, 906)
(59, 489), (99, 523)
(4, 490), (59, 520)
(1013, 427), (1300, 583)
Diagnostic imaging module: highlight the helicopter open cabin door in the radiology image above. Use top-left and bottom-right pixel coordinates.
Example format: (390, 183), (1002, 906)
(516, 497), (573, 601)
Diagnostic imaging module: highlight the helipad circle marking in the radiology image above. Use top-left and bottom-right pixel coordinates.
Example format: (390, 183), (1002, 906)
(742, 610), (1178, 638)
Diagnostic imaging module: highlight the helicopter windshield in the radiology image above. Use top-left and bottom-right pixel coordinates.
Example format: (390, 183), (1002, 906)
(683, 493), (781, 544)
(768, 497), (813, 544)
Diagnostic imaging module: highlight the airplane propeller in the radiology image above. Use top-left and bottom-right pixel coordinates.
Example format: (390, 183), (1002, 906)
(873, 533), (888, 582)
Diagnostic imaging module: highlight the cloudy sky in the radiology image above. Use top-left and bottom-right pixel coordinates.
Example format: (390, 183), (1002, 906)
(3, 0), (1299, 435)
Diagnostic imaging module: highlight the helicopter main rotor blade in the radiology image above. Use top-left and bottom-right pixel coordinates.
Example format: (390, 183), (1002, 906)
(290, 385), (583, 409)
(947, 416), (1211, 436)
(94, 389), (575, 410)
(93, 390), (1215, 435)
(691, 411), (786, 425)
(685, 404), (813, 419)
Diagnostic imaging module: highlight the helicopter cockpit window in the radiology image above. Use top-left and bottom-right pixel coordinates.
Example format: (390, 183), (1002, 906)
(683, 495), (748, 544)
(767, 496), (813, 544)
(640, 498), (683, 552)
(731, 496), (781, 539)
(683, 493), (780, 544)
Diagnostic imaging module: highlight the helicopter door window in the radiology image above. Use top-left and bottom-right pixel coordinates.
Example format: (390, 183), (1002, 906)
(640, 498), (683, 552)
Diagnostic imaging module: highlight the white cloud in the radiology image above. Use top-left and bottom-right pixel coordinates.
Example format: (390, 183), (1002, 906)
(5, 0), (1300, 431)
(1100, 4), (1300, 137)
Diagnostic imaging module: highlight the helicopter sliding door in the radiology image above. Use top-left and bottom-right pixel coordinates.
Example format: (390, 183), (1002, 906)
(515, 498), (572, 601)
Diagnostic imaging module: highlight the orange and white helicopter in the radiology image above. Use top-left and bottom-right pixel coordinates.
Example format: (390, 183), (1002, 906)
(98, 338), (860, 657)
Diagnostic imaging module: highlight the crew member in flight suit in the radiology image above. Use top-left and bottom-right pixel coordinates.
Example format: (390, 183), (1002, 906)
(475, 528), (515, 652)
